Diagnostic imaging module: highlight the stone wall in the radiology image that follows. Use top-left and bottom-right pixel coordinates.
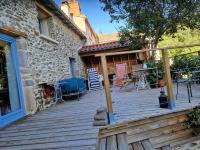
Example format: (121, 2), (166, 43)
(0, 0), (86, 113)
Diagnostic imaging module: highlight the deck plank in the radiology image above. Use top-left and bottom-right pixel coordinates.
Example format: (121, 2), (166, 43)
(106, 135), (118, 150)
(141, 139), (155, 150)
(0, 86), (200, 150)
(132, 142), (144, 150)
(117, 133), (129, 150)
(129, 144), (134, 150)
(97, 138), (106, 150)
(162, 145), (171, 150)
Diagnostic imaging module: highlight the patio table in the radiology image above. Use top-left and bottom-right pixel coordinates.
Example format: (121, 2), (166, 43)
(174, 68), (200, 103)
(174, 70), (192, 102)
(133, 67), (156, 90)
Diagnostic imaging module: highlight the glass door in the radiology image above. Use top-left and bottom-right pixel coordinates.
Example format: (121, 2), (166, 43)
(0, 33), (25, 128)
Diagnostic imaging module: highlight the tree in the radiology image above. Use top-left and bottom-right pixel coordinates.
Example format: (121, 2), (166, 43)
(99, 0), (200, 51)
(158, 28), (200, 57)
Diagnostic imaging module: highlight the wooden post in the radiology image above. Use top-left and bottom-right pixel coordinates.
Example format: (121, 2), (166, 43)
(162, 49), (175, 109)
(156, 67), (158, 88)
(100, 55), (115, 123)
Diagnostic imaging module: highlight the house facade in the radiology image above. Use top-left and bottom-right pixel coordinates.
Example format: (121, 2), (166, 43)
(0, 0), (86, 127)
(61, 0), (99, 45)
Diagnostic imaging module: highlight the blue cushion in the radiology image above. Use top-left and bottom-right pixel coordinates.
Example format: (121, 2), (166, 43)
(59, 77), (86, 94)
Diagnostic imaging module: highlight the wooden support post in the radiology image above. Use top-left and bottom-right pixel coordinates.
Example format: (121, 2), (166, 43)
(156, 67), (158, 88)
(162, 49), (175, 109)
(100, 55), (115, 124)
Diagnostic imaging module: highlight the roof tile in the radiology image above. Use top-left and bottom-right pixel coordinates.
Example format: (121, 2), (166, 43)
(79, 41), (129, 54)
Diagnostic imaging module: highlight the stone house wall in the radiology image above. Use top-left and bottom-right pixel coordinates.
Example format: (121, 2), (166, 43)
(0, 0), (86, 114)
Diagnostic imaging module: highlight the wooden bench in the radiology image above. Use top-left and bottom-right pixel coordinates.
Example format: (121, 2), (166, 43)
(97, 109), (199, 150)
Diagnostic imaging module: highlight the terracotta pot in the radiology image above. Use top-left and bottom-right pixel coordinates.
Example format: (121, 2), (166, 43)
(159, 79), (165, 87)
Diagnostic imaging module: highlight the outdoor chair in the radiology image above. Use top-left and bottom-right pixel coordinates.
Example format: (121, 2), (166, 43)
(174, 70), (194, 103)
(87, 68), (102, 90)
(113, 63), (129, 88)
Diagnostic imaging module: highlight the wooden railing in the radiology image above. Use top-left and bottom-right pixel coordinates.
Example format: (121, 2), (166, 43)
(97, 109), (199, 150)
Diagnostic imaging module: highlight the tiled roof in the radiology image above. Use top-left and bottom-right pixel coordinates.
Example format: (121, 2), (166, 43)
(79, 41), (129, 54)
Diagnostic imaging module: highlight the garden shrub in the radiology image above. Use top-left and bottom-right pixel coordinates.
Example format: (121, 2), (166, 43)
(186, 106), (200, 135)
(146, 60), (164, 88)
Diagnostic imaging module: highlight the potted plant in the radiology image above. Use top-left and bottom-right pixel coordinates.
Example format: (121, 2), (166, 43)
(185, 106), (200, 135)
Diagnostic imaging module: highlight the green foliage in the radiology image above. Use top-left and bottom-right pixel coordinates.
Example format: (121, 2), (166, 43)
(146, 60), (164, 88)
(171, 55), (200, 71)
(99, 0), (200, 49)
(186, 106), (200, 135)
(119, 30), (147, 50)
(158, 29), (200, 58)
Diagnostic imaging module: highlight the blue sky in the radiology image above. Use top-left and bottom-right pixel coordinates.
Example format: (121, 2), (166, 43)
(54, 0), (123, 34)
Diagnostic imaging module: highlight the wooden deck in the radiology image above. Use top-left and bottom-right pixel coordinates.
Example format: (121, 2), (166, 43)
(0, 84), (200, 150)
(97, 109), (199, 150)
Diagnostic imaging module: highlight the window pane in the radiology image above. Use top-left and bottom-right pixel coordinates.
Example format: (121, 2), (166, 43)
(40, 19), (49, 36)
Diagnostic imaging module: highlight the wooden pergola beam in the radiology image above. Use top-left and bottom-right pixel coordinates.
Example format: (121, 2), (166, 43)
(169, 50), (200, 58)
(95, 43), (200, 57)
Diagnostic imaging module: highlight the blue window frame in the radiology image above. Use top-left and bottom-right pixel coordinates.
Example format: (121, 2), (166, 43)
(0, 33), (25, 128)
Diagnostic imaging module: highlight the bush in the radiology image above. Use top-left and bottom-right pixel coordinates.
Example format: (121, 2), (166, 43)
(146, 60), (164, 88)
(171, 55), (200, 72)
(171, 55), (200, 81)
(186, 106), (200, 135)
